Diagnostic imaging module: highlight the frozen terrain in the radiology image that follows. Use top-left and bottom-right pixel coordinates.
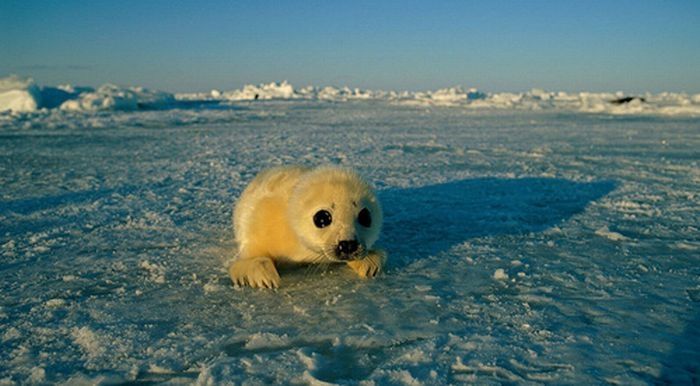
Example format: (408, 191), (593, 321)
(1, 82), (699, 384)
(3, 76), (700, 116)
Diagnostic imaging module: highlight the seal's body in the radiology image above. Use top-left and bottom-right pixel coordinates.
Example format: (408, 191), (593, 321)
(230, 165), (386, 288)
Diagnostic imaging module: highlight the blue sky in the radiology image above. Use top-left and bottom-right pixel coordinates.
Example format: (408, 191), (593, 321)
(2, 0), (699, 92)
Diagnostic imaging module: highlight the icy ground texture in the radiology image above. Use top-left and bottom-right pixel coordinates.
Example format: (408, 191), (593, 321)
(1, 102), (699, 384)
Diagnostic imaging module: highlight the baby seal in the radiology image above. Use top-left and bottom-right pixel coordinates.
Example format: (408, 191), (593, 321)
(229, 165), (386, 288)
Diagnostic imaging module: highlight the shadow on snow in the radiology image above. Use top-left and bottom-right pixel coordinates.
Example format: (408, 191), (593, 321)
(659, 308), (700, 384)
(378, 177), (616, 268)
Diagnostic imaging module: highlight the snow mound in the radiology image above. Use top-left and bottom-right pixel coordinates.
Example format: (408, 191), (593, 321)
(60, 84), (174, 111)
(314, 85), (395, 101)
(400, 87), (487, 106)
(0, 75), (176, 113)
(222, 81), (299, 101)
(0, 75), (41, 113)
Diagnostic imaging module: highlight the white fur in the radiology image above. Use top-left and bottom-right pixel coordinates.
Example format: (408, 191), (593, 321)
(230, 165), (386, 288)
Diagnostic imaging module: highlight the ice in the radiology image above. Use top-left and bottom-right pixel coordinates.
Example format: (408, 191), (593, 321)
(221, 80), (299, 101)
(1, 85), (699, 384)
(0, 76), (175, 113)
(3, 75), (700, 116)
(594, 226), (629, 241)
(398, 87), (486, 107)
(0, 75), (41, 113)
(71, 327), (105, 360)
(60, 84), (175, 111)
(28, 367), (45, 384)
(181, 81), (700, 116)
(493, 268), (509, 280)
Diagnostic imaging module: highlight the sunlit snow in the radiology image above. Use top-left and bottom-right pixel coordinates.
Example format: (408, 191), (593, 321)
(1, 79), (699, 384)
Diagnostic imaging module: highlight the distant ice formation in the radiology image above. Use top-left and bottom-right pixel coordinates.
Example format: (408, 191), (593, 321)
(0, 75), (42, 113)
(59, 84), (174, 111)
(2, 75), (699, 116)
(223, 80), (298, 101)
(0, 75), (174, 113)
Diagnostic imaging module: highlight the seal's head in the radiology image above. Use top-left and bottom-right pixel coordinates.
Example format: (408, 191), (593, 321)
(288, 166), (382, 262)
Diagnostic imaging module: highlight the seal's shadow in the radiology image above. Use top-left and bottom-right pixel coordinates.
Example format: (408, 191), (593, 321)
(378, 177), (615, 267)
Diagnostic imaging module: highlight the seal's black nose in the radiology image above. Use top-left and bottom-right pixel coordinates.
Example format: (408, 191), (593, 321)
(336, 239), (358, 259)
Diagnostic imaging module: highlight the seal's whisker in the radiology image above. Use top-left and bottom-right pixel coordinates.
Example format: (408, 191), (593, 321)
(304, 251), (327, 277)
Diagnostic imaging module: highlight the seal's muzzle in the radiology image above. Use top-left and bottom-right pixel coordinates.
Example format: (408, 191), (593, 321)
(335, 239), (359, 260)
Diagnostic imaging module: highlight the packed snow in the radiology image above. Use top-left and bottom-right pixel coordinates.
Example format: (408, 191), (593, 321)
(1, 76), (699, 384)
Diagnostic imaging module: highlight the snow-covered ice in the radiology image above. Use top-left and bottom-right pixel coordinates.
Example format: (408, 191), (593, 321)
(1, 81), (699, 384)
(59, 84), (175, 112)
(0, 76), (42, 113)
(0, 76), (174, 113)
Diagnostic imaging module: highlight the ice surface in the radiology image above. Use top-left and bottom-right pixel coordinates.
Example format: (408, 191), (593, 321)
(1, 95), (699, 384)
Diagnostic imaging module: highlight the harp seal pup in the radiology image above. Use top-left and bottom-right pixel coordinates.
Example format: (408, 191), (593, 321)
(229, 165), (386, 288)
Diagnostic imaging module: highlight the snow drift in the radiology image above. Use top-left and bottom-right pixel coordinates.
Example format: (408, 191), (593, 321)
(0, 75), (174, 113)
(59, 84), (175, 111)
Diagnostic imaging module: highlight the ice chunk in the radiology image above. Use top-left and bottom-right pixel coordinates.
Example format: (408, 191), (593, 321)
(45, 298), (66, 307)
(0, 75), (41, 113)
(493, 268), (509, 280)
(223, 81), (298, 101)
(60, 84), (174, 111)
(139, 260), (166, 283)
(39, 85), (91, 109)
(71, 327), (105, 359)
(399, 86), (486, 107)
(595, 226), (629, 241)
(244, 333), (290, 350)
(29, 367), (46, 383)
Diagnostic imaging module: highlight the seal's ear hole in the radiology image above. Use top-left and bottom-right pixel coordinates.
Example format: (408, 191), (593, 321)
(313, 210), (332, 228)
(358, 208), (372, 228)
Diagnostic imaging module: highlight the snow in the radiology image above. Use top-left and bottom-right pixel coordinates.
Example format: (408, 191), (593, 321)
(1, 79), (699, 384)
(0, 76), (174, 113)
(60, 84), (175, 111)
(594, 226), (630, 241)
(222, 80), (299, 101)
(4, 75), (700, 116)
(493, 268), (509, 281)
(0, 75), (41, 113)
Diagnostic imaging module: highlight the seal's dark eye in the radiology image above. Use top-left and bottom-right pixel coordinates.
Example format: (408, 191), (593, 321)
(313, 210), (332, 228)
(358, 208), (372, 227)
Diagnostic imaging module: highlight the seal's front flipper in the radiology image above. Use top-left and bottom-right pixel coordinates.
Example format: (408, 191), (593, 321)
(347, 249), (386, 278)
(229, 256), (280, 288)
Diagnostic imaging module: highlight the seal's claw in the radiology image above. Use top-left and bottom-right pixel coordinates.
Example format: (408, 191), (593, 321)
(348, 249), (386, 278)
(229, 256), (280, 289)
